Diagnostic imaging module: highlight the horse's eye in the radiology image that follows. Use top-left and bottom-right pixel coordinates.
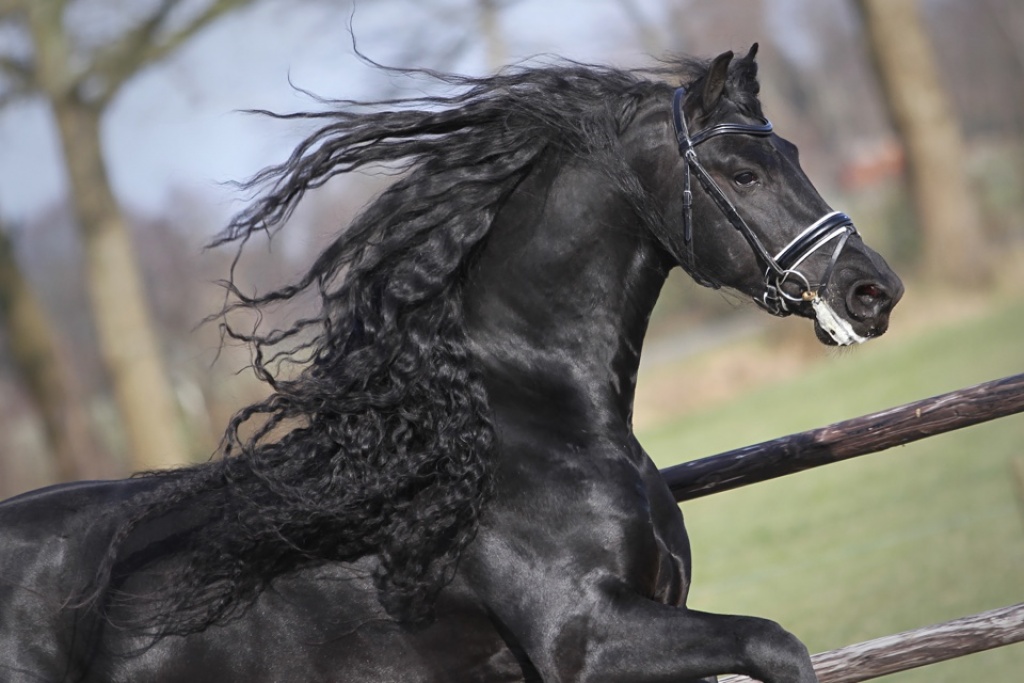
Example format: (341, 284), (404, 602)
(734, 171), (758, 186)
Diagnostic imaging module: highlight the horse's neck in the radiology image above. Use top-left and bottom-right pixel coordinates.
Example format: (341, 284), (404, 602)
(464, 158), (670, 434)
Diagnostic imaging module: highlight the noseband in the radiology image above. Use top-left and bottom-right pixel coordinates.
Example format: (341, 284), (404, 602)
(671, 87), (857, 317)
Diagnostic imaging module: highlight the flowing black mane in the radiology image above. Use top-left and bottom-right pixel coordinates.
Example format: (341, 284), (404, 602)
(93, 56), (760, 637)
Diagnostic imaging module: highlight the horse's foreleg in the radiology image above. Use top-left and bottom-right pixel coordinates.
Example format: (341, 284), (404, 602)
(572, 599), (816, 683)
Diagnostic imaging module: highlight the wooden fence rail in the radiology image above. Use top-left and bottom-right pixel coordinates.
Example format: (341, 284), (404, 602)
(660, 374), (1024, 679)
(661, 373), (1024, 502)
(718, 602), (1024, 683)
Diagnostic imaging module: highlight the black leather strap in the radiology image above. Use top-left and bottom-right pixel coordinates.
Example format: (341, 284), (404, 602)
(670, 86), (857, 315)
(775, 212), (855, 272)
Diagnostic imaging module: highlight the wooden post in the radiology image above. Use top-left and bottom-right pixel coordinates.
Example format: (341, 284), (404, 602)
(719, 603), (1024, 683)
(660, 373), (1024, 502)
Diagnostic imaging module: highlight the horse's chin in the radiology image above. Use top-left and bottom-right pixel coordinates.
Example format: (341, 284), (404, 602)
(813, 320), (840, 346)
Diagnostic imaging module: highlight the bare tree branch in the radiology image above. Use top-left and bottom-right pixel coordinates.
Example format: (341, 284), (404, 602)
(0, 83), (31, 107)
(0, 0), (23, 19)
(0, 52), (30, 78)
(84, 0), (175, 102)
(114, 0), (179, 65)
(91, 0), (256, 106)
(0, 53), (32, 105)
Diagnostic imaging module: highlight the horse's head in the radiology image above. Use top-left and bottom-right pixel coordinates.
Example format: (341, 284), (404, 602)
(664, 45), (902, 345)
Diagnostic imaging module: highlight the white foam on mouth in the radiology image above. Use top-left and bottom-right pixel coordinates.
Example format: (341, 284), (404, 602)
(811, 297), (868, 346)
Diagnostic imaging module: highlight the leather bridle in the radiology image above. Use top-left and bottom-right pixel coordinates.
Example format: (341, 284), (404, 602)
(671, 86), (857, 317)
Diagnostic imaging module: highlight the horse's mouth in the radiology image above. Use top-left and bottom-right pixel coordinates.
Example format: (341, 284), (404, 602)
(810, 297), (869, 347)
(813, 319), (838, 346)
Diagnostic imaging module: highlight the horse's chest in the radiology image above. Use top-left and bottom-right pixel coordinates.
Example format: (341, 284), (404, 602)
(555, 476), (692, 607)
(487, 437), (693, 606)
(645, 528), (689, 606)
(609, 489), (690, 607)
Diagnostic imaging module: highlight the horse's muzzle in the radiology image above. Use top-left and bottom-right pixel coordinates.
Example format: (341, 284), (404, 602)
(814, 261), (903, 345)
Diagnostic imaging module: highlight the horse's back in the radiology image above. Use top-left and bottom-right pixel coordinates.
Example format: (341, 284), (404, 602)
(0, 478), (154, 588)
(0, 479), (150, 681)
(0, 480), (526, 682)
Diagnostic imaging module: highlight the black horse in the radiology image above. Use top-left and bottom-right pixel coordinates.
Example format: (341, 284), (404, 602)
(0, 47), (901, 682)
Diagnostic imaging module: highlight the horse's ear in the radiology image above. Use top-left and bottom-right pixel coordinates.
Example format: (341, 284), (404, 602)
(701, 50), (734, 112)
(735, 44), (761, 97)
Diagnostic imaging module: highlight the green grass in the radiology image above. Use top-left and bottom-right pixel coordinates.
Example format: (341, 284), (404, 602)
(639, 298), (1024, 682)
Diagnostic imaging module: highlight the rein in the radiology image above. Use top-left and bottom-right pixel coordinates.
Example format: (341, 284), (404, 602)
(671, 86), (857, 316)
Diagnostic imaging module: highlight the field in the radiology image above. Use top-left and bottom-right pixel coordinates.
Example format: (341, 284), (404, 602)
(638, 295), (1024, 681)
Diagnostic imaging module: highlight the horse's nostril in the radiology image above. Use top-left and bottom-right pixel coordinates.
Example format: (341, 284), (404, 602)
(846, 281), (892, 322)
(855, 283), (886, 302)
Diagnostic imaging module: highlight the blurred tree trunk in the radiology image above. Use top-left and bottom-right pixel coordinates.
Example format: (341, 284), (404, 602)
(858, 0), (991, 285)
(0, 225), (103, 481)
(4, 0), (259, 472)
(477, 0), (507, 72)
(23, 1), (189, 471)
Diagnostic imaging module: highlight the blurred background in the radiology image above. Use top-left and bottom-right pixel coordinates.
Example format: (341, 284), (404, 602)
(0, 0), (1022, 679)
